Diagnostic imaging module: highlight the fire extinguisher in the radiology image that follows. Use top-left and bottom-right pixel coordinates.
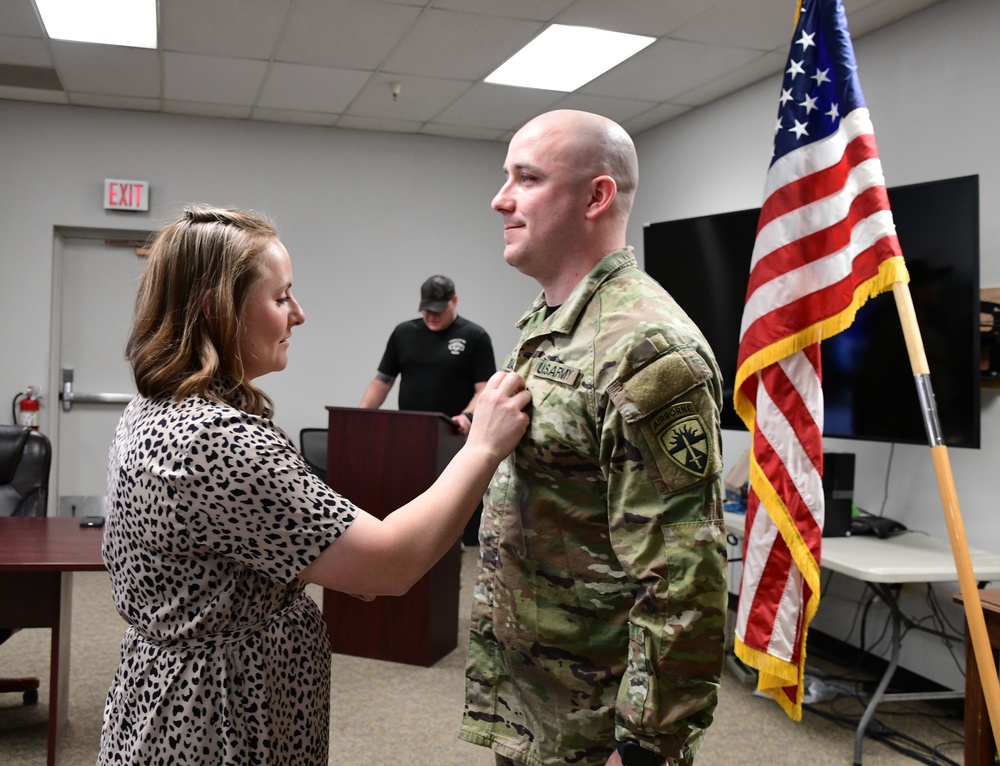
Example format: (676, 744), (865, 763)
(13, 386), (42, 431)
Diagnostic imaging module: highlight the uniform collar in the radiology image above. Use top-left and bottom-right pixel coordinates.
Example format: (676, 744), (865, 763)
(515, 247), (636, 335)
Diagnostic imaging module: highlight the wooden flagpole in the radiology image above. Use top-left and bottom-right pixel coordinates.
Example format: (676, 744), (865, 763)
(892, 280), (1000, 750)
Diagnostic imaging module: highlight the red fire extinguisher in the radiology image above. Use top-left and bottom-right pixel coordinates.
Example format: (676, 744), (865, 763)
(14, 387), (41, 431)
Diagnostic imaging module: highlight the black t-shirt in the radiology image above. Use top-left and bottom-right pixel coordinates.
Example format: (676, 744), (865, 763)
(377, 316), (496, 416)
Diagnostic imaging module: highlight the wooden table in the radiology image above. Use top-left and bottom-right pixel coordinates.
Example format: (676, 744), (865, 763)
(954, 589), (1000, 766)
(0, 517), (107, 766)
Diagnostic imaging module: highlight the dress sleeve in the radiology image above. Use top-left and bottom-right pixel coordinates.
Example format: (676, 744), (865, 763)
(602, 336), (728, 763)
(175, 411), (359, 584)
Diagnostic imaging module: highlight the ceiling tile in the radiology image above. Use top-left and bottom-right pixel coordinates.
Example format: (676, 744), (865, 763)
(670, 0), (798, 51)
(546, 92), (660, 125)
(2, 0), (44, 37)
(381, 9), (542, 80)
(257, 62), (370, 113)
(433, 82), (563, 132)
(163, 100), (253, 119)
(50, 41), (160, 98)
(419, 122), (507, 141)
(0, 35), (54, 68)
(843, 0), (893, 15)
(345, 73), (473, 122)
(581, 37), (764, 102)
(431, 0), (574, 21)
(555, 0), (730, 37)
(621, 102), (693, 136)
(161, 0), (291, 59)
(844, 0), (942, 37)
(274, 0), (421, 70)
(0, 0), (947, 142)
(336, 114), (425, 134)
(164, 52), (268, 105)
(672, 49), (786, 107)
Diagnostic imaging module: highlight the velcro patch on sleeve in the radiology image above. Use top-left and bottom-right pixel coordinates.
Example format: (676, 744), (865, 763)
(609, 344), (711, 423)
(608, 343), (721, 492)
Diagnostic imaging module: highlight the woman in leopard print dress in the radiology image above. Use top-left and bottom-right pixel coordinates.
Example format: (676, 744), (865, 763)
(97, 206), (529, 766)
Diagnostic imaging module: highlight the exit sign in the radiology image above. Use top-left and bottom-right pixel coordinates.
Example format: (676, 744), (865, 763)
(104, 179), (149, 211)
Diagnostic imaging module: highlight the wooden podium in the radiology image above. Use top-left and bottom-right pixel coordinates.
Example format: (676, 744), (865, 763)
(322, 406), (465, 666)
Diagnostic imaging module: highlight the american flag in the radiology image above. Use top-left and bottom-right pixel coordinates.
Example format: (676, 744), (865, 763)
(732, 0), (908, 720)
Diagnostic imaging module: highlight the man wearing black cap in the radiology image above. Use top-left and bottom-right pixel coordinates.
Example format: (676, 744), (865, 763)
(360, 276), (497, 544)
(360, 273), (496, 442)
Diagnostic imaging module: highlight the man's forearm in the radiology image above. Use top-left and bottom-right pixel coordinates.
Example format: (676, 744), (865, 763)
(359, 374), (394, 408)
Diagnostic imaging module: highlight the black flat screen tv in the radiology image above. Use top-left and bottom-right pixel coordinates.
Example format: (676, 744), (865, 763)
(643, 174), (980, 449)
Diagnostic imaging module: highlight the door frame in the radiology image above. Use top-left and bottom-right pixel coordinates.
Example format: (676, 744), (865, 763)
(47, 225), (154, 516)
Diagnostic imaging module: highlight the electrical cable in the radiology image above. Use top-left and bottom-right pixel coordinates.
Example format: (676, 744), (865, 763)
(819, 571), (868, 649)
(803, 702), (963, 766)
(879, 442), (895, 517)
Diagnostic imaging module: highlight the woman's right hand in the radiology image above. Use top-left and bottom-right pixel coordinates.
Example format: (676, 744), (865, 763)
(466, 371), (531, 461)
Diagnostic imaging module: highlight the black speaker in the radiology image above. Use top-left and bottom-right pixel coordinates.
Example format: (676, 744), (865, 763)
(822, 452), (855, 537)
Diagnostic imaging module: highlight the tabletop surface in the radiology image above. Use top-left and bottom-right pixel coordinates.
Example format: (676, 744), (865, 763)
(724, 511), (1000, 585)
(0, 517), (106, 572)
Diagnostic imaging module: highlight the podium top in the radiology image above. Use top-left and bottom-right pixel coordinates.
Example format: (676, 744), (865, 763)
(324, 406), (456, 427)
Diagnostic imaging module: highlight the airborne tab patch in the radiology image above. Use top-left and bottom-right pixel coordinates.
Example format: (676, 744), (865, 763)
(533, 360), (580, 387)
(651, 402), (710, 478)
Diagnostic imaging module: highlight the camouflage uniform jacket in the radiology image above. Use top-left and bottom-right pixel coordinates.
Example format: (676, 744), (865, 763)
(459, 248), (728, 766)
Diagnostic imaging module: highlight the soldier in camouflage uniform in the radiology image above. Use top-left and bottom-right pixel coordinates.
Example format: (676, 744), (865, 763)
(459, 110), (728, 766)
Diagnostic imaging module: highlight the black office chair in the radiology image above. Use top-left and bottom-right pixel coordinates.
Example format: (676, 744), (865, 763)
(299, 428), (328, 484)
(0, 424), (52, 705)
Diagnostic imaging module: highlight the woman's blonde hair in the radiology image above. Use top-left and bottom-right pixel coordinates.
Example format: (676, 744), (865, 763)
(126, 205), (279, 417)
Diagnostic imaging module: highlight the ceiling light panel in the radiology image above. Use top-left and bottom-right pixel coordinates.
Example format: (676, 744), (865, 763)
(485, 24), (655, 93)
(35, 0), (157, 49)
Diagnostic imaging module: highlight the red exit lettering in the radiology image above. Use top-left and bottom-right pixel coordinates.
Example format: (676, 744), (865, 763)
(103, 179), (149, 211)
(109, 182), (142, 207)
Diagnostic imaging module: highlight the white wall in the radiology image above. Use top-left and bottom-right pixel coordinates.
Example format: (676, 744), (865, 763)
(0, 104), (539, 444)
(630, 0), (1000, 690)
(1, 0), (995, 689)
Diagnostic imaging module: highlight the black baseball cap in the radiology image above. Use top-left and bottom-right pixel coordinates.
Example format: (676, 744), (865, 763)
(419, 275), (455, 312)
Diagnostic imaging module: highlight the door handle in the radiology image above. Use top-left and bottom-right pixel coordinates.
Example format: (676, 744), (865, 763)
(60, 368), (133, 412)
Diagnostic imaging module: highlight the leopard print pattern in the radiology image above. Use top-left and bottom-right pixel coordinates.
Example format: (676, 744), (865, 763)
(97, 395), (357, 765)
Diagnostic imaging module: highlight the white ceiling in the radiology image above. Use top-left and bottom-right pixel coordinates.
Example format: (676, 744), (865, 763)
(0, 0), (942, 142)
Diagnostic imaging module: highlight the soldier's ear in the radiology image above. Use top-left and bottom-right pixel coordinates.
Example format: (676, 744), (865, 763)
(584, 175), (617, 220)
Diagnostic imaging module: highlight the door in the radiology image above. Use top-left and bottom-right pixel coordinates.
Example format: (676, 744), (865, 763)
(51, 233), (149, 517)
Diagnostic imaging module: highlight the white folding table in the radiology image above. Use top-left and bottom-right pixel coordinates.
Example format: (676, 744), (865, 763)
(724, 512), (1000, 765)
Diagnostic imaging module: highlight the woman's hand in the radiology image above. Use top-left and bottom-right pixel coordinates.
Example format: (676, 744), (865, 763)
(465, 371), (531, 460)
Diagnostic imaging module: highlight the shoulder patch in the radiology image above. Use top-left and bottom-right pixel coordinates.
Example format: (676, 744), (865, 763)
(651, 402), (710, 478)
